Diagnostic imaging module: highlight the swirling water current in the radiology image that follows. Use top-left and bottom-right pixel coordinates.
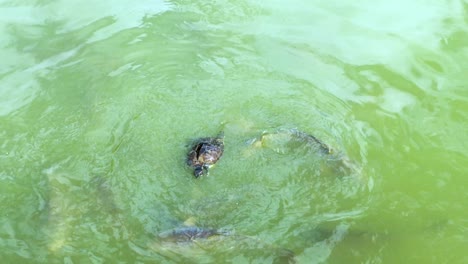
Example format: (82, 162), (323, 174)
(1, 1), (467, 263)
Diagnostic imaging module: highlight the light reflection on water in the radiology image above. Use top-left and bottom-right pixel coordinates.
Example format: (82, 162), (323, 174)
(0, 0), (467, 263)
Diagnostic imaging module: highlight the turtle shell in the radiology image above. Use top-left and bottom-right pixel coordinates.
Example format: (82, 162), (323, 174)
(187, 133), (224, 178)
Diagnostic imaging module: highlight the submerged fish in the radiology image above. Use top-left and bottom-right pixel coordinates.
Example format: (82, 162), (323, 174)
(158, 226), (230, 243)
(248, 128), (364, 180)
(152, 225), (296, 263)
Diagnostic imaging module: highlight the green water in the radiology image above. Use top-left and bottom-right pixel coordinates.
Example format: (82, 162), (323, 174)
(1, 0), (467, 263)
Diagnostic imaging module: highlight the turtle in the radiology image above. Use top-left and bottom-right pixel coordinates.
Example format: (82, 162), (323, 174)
(187, 132), (224, 178)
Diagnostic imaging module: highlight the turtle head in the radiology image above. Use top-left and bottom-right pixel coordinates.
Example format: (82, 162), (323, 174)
(194, 166), (204, 178)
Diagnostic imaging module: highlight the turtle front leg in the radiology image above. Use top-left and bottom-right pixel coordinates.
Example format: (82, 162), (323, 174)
(202, 164), (211, 176)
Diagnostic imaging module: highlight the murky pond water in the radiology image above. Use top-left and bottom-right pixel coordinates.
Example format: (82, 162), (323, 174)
(1, 0), (467, 263)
